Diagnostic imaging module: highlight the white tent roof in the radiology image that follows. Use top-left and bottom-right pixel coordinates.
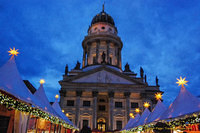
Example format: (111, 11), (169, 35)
(52, 99), (74, 126)
(0, 57), (43, 108)
(134, 108), (151, 127)
(146, 100), (167, 124)
(160, 86), (200, 120)
(34, 84), (60, 117)
(122, 113), (140, 130)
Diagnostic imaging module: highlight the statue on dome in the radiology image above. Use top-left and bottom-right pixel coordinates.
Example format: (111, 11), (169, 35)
(101, 51), (106, 63)
(65, 64), (68, 75)
(140, 67), (144, 78)
(124, 63), (131, 72)
(145, 74), (147, 83)
(156, 76), (159, 86)
(74, 61), (81, 70)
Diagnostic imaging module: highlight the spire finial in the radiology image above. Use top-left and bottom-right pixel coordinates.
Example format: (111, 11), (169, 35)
(8, 47), (19, 58)
(102, 2), (105, 12)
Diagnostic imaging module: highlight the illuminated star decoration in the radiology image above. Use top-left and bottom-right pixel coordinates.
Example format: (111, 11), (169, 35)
(155, 92), (162, 100)
(135, 108), (140, 113)
(129, 113), (135, 118)
(8, 47), (19, 57)
(176, 76), (188, 87)
(40, 79), (45, 84)
(143, 102), (150, 108)
(55, 95), (59, 99)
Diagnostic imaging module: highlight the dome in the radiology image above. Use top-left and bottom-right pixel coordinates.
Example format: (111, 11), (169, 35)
(91, 10), (115, 26)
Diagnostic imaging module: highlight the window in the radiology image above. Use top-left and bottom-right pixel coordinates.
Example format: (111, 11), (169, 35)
(101, 26), (105, 29)
(115, 102), (122, 108)
(67, 100), (74, 106)
(99, 105), (106, 111)
(93, 56), (96, 64)
(116, 121), (122, 130)
(109, 28), (112, 32)
(83, 120), (88, 127)
(109, 57), (112, 64)
(131, 102), (139, 108)
(99, 99), (105, 102)
(83, 101), (91, 107)
(94, 27), (97, 31)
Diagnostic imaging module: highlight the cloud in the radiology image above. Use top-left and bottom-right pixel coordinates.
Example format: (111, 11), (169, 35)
(0, 0), (200, 106)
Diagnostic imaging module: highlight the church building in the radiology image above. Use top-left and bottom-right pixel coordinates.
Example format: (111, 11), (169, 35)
(59, 6), (162, 131)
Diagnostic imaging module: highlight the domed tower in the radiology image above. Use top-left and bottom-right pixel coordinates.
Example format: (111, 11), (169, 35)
(82, 5), (123, 69)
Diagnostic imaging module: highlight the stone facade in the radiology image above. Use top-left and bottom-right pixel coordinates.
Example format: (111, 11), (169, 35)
(59, 8), (162, 131)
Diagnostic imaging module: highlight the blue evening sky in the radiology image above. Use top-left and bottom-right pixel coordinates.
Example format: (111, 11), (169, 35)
(0, 0), (200, 106)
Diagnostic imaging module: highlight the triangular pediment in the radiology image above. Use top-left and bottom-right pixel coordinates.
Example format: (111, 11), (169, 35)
(71, 67), (142, 85)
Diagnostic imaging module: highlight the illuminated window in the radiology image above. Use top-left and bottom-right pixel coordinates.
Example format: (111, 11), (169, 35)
(115, 102), (122, 108)
(97, 118), (106, 131)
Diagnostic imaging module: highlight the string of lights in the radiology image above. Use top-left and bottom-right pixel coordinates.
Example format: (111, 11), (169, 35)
(0, 91), (74, 129)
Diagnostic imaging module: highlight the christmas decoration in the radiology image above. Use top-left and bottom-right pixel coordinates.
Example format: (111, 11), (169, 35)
(176, 76), (188, 86)
(155, 92), (162, 100)
(143, 102), (150, 108)
(8, 47), (19, 57)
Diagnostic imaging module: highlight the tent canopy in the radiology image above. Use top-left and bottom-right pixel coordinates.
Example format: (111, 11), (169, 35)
(146, 100), (166, 123)
(52, 98), (74, 126)
(0, 57), (43, 108)
(34, 84), (60, 117)
(135, 108), (151, 127)
(160, 86), (200, 120)
(122, 113), (140, 130)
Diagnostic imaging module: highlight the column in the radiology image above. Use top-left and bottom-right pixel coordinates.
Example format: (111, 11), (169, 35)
(119, 48), (122, 69)
(96, 40), (100, 64)
(117, 47), (120, 67)
(86, 42), (91, 65)
(124, 92), (131, 123)
(109, 91), (114, 130)
(75, 91), (82, 127)
(92, 91), (98, 129)
(59, 89), (66, 108)
(82, 48), (86, 67)
(106, 41), (110, 63)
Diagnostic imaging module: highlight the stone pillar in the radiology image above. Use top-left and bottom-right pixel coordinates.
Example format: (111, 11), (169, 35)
(86, 42), (91, 65)
(59, 89), (66, 108)
(119, 48), (122, 69)
(92, 91), (98, 129)
(82, 48), (86, 67)
(109, 91), (114, 130)
(96, 40), (100, 64)
(106, 41), (110, 63)
(124, 92), (131, 123)
(75, 91), (82, 127)
(117, 47), (120, 67)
